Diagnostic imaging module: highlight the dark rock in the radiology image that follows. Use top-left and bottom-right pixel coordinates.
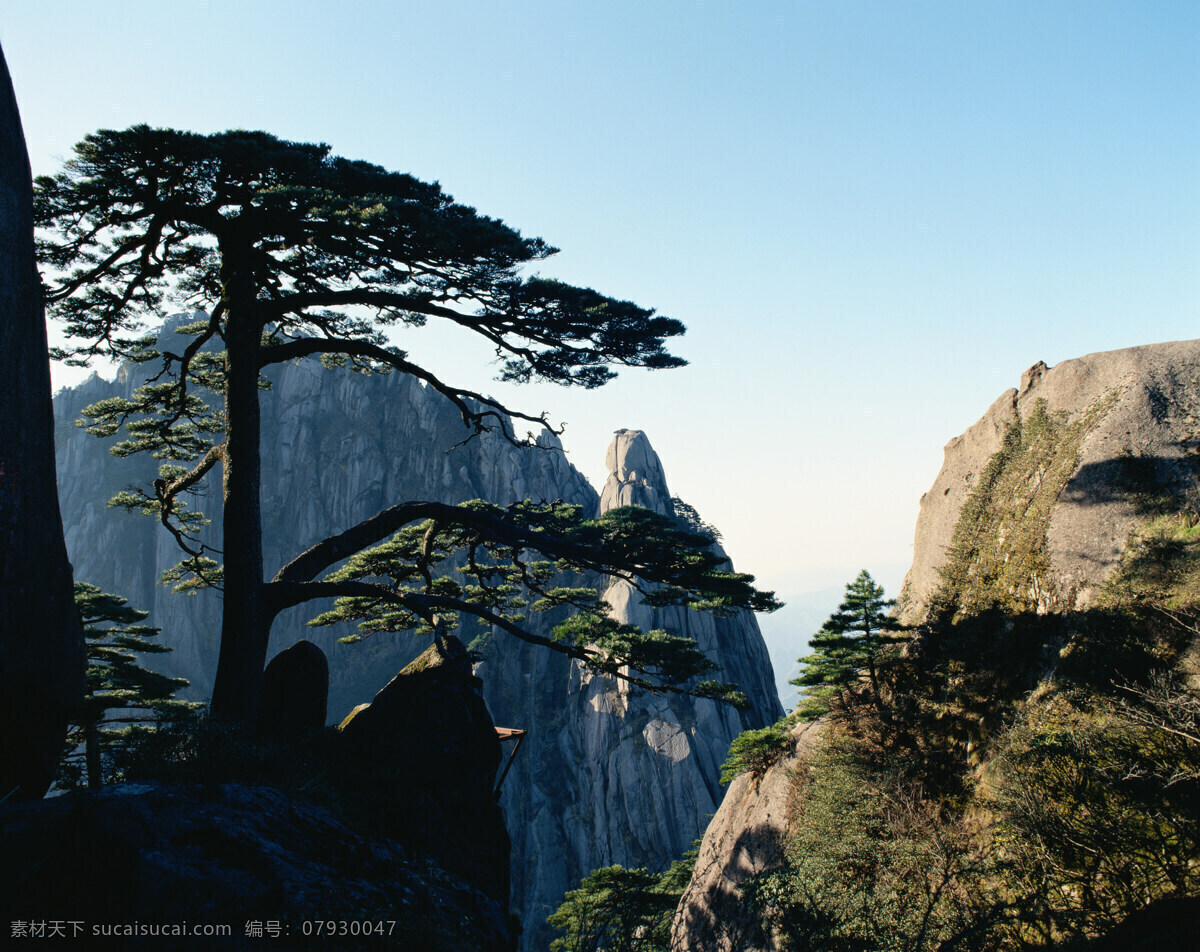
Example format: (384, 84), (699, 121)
(0, 41), (86, 800)
(0, 782), (511, 951)
(1084, 894), (1200, 952)
(334, 636), (510, 908)
(258, 640), (329, 743)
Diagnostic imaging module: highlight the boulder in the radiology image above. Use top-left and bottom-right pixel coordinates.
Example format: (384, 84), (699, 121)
(258, 640), (329, 743)
(334, 636), (510, 908)
(900, 340), (1200, 622)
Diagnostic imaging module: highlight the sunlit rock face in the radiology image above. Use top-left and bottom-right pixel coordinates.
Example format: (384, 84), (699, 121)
(899, 339), (1200, 624)
(671, 721), (823, 952)
(54, 340), (782, 951)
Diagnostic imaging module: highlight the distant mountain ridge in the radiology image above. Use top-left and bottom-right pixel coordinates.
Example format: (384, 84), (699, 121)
(53, 318), (783, 952)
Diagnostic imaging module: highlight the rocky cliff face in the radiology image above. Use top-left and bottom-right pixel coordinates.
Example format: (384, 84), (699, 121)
(668, 340), (1200, 952)
(53, 339), (782, 951)
(483, 428), (783, 949)
(900, 340), (1200, 623)
(670, 721), (821, 952)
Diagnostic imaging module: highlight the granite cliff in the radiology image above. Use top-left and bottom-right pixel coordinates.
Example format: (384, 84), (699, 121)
(669, 339), (1200, 951)
(52, 327), (783, 950)
(900, 339), (1200, 623)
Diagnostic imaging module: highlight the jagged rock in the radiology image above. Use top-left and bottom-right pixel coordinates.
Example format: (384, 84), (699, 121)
(900, 340), (1200, 623)
(53, 344), (783, 951)
(1085, 894), (1200, 951)
(1, 782), (510, 951)
(483, 429), (783, 950)
(258, 640), (329, 743)
(0, 42), (85, 800)
(599, 428), (672, 512)
(334, 636), (510, 908)
(670, 721), (822, 952)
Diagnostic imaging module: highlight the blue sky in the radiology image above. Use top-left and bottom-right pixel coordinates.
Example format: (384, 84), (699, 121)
(4, 2), (1198, 641)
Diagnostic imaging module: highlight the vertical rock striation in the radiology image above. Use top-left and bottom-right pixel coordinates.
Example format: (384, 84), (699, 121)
(53, 346), (782, 950)
(0, 42), (85, 800)
(485, 429), (783, 949)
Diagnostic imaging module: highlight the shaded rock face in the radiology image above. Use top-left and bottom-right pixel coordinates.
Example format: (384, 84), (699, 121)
(671, 721), (821, 952)
(53, 347), (783, 951)
(900, 340), (1200, 623)
(258, 639), (328, 743)
(0, 43), (85, 800)
(335, 636), (509, 907)
(1, 782), (510, 951)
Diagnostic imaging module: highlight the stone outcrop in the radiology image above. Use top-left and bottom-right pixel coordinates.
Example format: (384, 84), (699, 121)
(900, 340), (1200, 623)
(257, 640), (328, 743)
(670, 721), (821, 952)
(1, 782), (510, 951)
(485, 429), (783, 949)
(334, 636), (509, 907)
(0, 42), (85, 800)
(53, 349), (783, 950)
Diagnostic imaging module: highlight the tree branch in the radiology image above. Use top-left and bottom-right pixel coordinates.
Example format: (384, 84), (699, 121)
(258, 336), (552, 442)
(264, 579), (732, 700)
(270, 500), (725, 592)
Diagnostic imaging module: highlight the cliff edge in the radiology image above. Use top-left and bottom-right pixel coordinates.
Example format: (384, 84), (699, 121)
(900, 339), (1200, 623)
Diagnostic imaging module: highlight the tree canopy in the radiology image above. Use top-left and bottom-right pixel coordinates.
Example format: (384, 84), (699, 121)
(36, 126), (777, 725)
(791, 570), (905, 721)
(58, 582), (198, 790)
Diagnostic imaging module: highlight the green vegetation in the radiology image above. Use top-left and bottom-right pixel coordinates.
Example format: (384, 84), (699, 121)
(743, 733), (1008, 952)
(548, 842), (698, 952)
(1101, 510), (1200, 610)
(986, 680), (1200, 944)
(719, 721), (793, 784)
(56, 582), (200, 791)
(934, 395), (1118, 619)
(721, 399), (1200, 950)
(791, 570), (907, 722)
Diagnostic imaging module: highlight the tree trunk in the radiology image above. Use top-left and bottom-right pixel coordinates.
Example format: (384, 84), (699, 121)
(85, 720), (102, 790)
(0, 42), (86, 800)
(209, 274), (270, 727)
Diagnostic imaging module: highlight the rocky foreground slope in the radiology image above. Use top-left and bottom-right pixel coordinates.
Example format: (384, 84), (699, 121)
(53, 328), (782, 951)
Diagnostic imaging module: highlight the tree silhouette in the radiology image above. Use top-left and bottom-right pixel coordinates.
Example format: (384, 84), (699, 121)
(59, 582), (199, 790)
(37, 126), (776, 725)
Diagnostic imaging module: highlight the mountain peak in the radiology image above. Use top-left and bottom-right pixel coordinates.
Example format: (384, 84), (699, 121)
(600, 428), (672, 516)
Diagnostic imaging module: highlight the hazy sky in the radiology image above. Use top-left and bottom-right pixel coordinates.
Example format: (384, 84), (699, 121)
(4, 2), (1198, 621)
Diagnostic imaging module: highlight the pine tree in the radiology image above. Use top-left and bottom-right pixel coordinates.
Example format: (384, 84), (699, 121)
(58, 582), (200, 790)
(791, 570), (906, 721)
(36, 126), (778, 726)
